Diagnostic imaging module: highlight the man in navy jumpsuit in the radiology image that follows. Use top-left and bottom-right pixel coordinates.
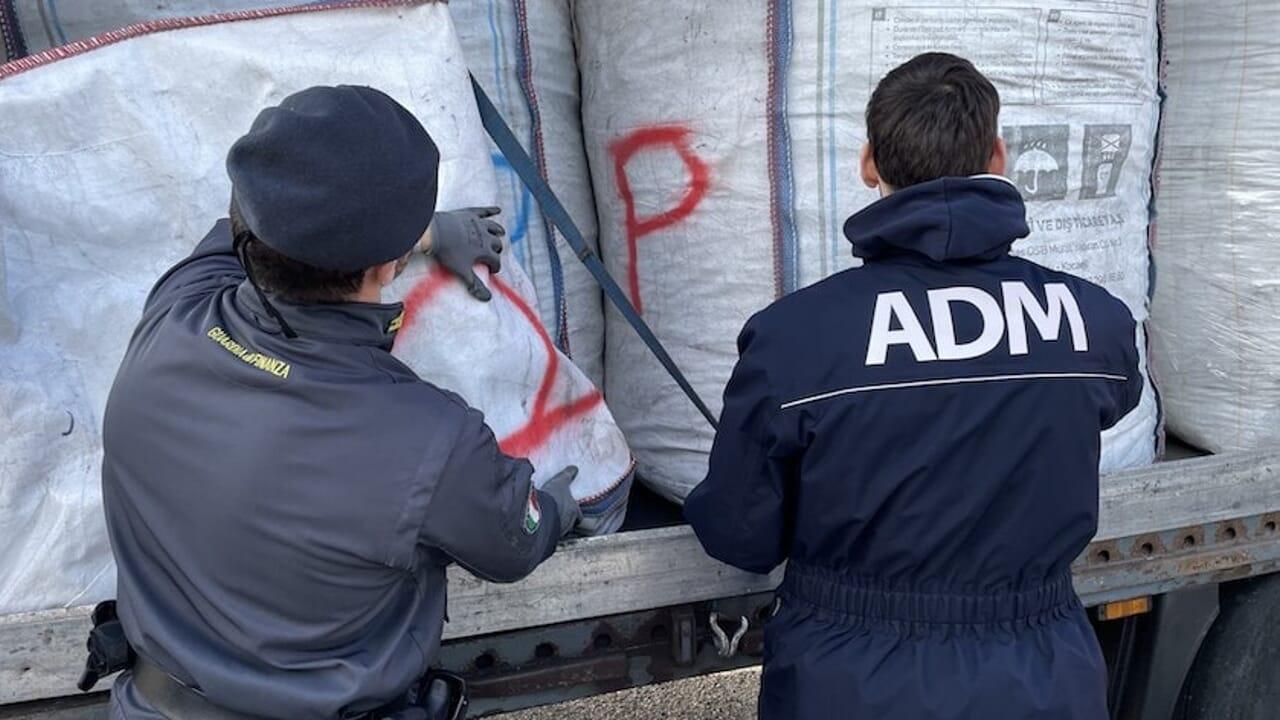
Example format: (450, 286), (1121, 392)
(100, 86), (581, 718)
(685, 53), (1142, 719)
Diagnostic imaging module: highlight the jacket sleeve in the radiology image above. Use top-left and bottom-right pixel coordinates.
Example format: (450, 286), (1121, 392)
(1102, 306), (1144, 430)
(684, 317), (798, 575)
(419, 408), (560, 583)
(144, 219), (244, 313)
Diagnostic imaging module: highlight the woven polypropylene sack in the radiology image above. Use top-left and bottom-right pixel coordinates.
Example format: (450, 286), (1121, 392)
(1152, 1), (1280, 453)
(449, 0), (605, 386)
(576, 1), (1162, 502)
(0, 1), (630, 615)
(13, 0), (293, 53)
(14, 0), (608, 387)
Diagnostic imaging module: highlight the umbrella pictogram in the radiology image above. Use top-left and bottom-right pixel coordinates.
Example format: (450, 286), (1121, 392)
(1013, 142), (1060, 196)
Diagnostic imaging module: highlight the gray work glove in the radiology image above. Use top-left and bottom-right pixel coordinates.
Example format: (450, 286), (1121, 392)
(541, 466), (583, 538)
(427, 207), (505, 301)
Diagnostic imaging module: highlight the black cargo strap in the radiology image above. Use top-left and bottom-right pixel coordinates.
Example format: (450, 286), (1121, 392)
(133, 657), (266, 720)
(471, 75), (719, 430)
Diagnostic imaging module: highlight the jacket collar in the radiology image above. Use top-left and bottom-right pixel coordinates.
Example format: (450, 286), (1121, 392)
(234, 281), (404, 351)
(844, 174), (1030, 263)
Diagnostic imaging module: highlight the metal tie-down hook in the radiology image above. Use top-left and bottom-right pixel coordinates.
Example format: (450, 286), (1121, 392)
(709, 611), (749, 658)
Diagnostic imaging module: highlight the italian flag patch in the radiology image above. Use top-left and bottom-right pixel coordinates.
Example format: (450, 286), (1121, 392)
(523, 486), (542, 534)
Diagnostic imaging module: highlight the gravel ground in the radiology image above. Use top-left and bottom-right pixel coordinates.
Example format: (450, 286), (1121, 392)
(1, 671), (763, 720)
(494, 667), (761, 720)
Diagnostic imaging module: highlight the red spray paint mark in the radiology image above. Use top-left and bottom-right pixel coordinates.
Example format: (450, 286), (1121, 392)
(491, 276), (603, 458)
(608, 125), (711, 314)
(394, 265), (603, 458)
(398, 264), (453, 337)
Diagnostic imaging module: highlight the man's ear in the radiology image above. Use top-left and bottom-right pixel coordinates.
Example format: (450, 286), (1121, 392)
(988, 137), (1008, 177)
(860, 143), (880, 190)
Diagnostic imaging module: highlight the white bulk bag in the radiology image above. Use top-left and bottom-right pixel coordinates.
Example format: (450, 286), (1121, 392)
(0, 1), (630, 616)
(389, 258), (632, 536)
(14, 0), (609, 386)
(448, 0), (605, 386)
(575, 0), (1162, 502)
(13, 0), (297, 53)
(1152, 0), (1280, 453)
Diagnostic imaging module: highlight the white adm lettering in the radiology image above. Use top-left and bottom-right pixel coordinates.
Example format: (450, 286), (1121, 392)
(1002, 282), (1088, 354)
(865, 282), (1089, 366)
(865, 291), (937, 365)
(928, 287), (1005, 361)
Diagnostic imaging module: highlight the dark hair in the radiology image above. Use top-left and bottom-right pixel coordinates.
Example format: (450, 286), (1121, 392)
(866, 52), (1000, 189)
(228, 200), (366, 303)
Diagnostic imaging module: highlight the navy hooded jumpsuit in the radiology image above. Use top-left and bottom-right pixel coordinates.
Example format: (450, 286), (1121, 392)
(685, 175), (1143, 719)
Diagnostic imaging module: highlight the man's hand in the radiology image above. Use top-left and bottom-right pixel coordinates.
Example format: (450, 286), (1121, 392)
(541, 466), (583, 538)
(425, 207), (505, 301)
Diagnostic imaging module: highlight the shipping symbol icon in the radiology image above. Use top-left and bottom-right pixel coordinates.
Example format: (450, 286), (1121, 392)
(1081, 125), (1133, 200)
(1003, 124), (1070, 202)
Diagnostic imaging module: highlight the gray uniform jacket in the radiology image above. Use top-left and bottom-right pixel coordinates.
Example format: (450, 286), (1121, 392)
(102, 220), (562, 719)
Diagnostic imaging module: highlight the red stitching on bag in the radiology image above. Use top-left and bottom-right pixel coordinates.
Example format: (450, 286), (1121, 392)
(511, 0), (571, 355)
(0, 0), (438, 80)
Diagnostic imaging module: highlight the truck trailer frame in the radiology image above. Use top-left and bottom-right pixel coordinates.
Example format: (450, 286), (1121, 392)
(2, 451), (1278, 718)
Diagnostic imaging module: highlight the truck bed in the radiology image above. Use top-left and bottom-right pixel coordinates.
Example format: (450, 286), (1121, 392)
(3, 451), (1278, 707)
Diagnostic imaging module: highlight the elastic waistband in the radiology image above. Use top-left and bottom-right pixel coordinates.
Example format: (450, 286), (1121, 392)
(779, 563), (1080, 627)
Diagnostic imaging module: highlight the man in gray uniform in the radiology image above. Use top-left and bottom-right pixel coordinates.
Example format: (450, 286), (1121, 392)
(97, 85), (580, 719)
